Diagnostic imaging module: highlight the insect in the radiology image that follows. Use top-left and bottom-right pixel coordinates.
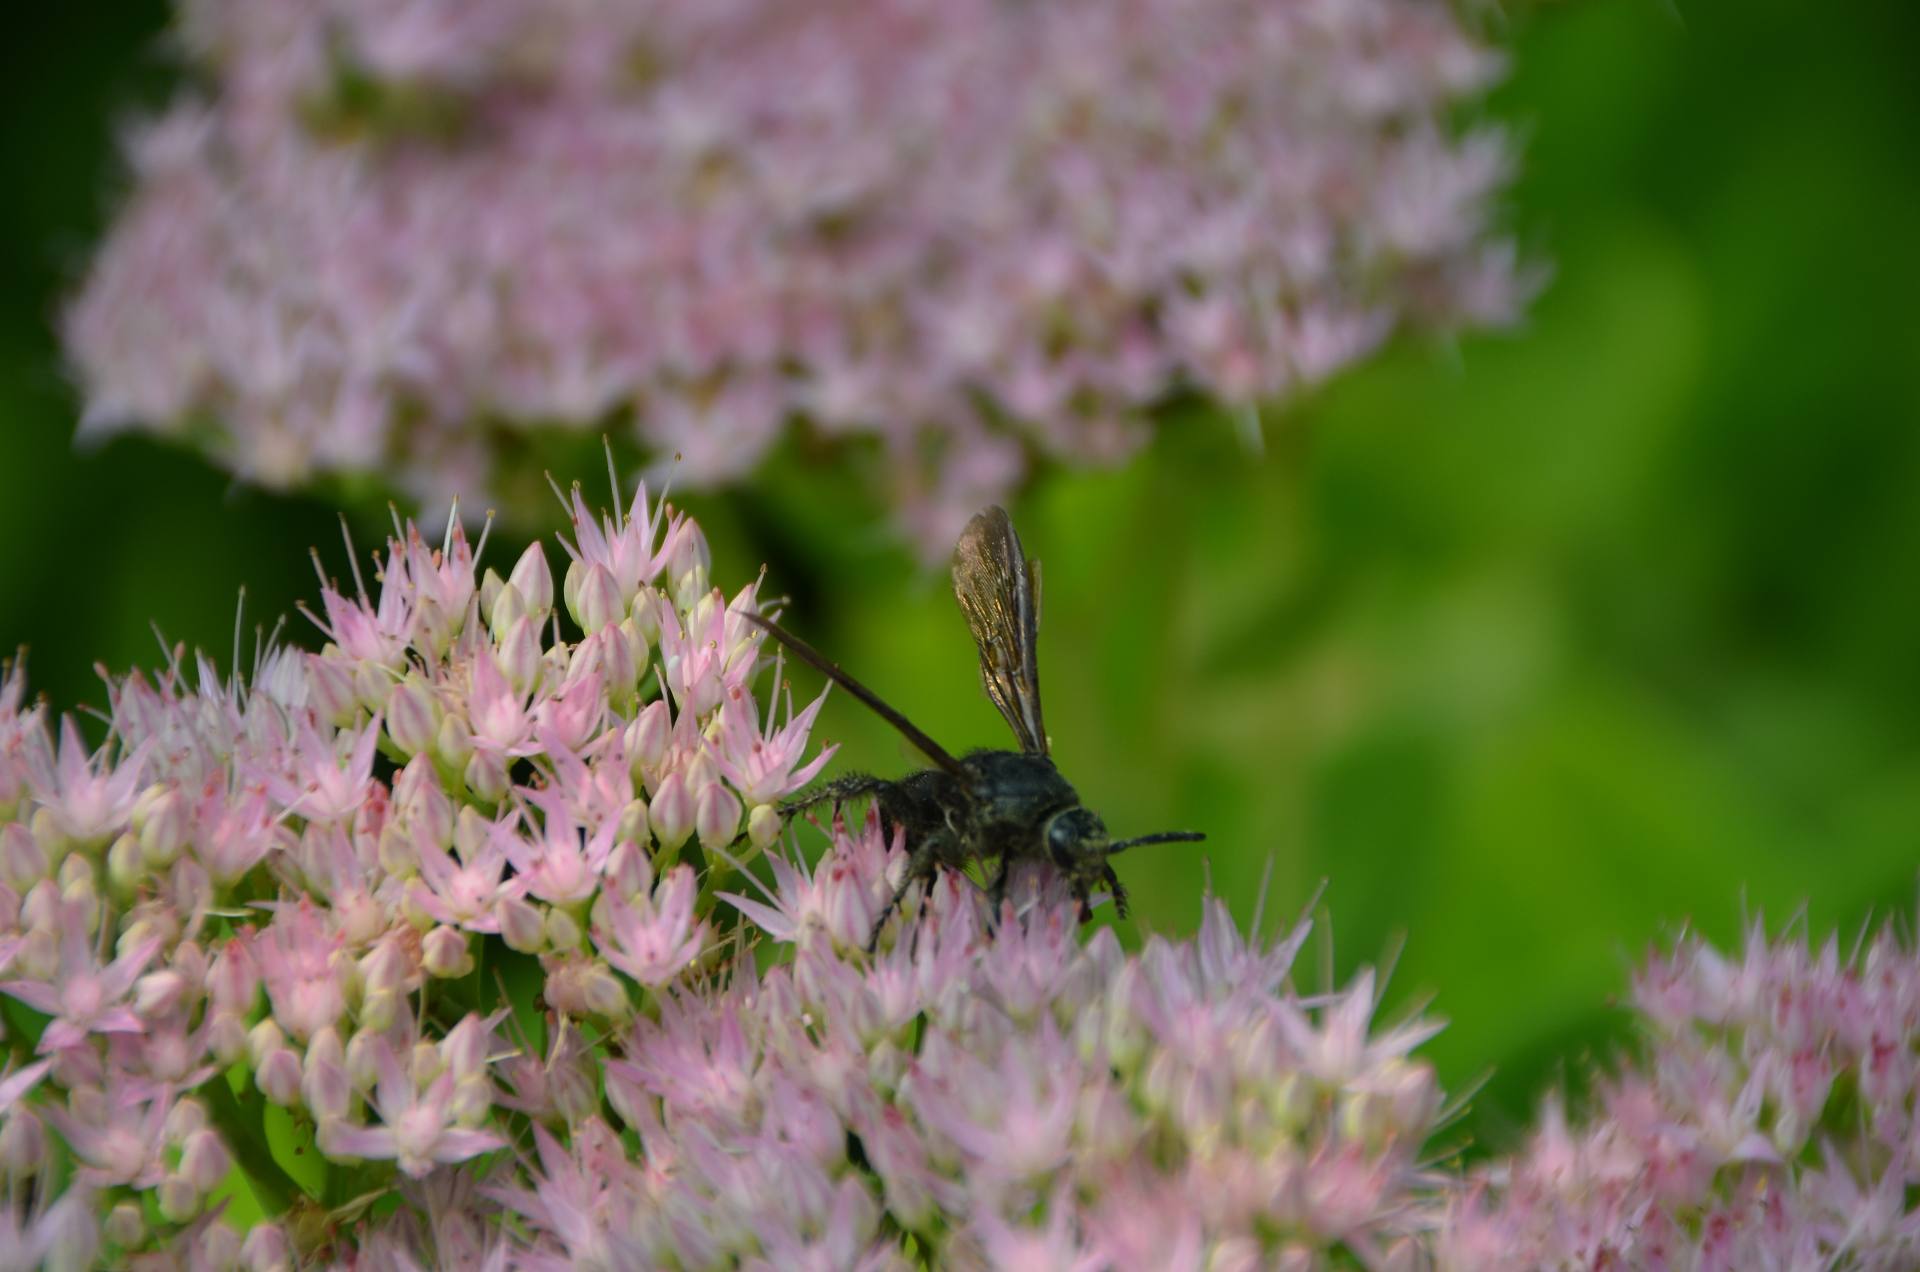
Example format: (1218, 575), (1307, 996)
(745, 506), (1204, 951)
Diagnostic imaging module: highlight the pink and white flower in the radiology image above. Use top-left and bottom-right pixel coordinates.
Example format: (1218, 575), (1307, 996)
(322, 1036), (505, 1178)
(0, 898), (161, 1054)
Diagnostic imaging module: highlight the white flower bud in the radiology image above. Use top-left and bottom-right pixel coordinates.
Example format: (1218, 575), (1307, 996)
(435, 713), (473, 770)
(57, 852), (93, 894)
(562, 558), (587, 631)
(105, 1200), (146, 1247)
(392, 755), (454, 845)
(307, 653), (359, 725)
(617, 798), (650, 848)
(627, 701), (672, 778)
(241, 1223), (292, 1272)
(603, 843), (650, 901)
(477, 567), (505, 622)
(649, 770), (694, 853)
(257, 1048), (302, 1106)
(134, 783), (188, 867)
(498, 896), (545, 953)
(303, 1030), (352, 1123)
(582, 962), (629, 1018)
(509, 541), (555, 618)
(619, 615), (651, 684)
(180, 1128), (232, 1194)
(386, 674), (440, 757)
(451, 1074), (491, 1128)
(106, 833), (144, 895)
(464, 749), (509, 803)
(353, 660), (392, 712)
(670, 525), (712, 608)
(422, 926), (475, 978)
(498, 614), (543, 695)
(209, 1014), (250, 1067)
(545, 907), (584, 953)
(135, 969), (189, 1019)
(344, 1029), (382, 1093)
(360, 987), (399, 1033)
(248, 1020), (287, 1069)
(196, 1221), (244, 1270)
(489, 580), (528, 643)
(0, 1109), (46, 1179)
(413, 597), (456, 661)
(629, 587), (665, 644)
(695, 778), (742, 851)
(748, 803), (783, 851)
(575, 562), (624, 633)
(0, 823), (45, 892)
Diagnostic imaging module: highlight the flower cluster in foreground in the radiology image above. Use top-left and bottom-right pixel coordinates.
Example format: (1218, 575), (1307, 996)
(2, 482), (1915, 1267)
(68, 0), (1533, 551)
(1444, 919), (1920, 1270)
(0, 484), (1461, 1268)
(0, 483), (835, 1266)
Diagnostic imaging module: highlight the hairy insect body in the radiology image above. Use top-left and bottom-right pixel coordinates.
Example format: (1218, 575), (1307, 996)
(791, 750), (1102, 925)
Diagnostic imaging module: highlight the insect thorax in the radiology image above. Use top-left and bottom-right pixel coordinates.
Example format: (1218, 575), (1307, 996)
(867, 750), (1080, 864)
(961, 749), (1081, 849)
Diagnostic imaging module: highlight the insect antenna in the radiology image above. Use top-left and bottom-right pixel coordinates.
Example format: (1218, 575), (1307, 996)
(1108, 830), (1207, 854)
(742, 611), (971, 781)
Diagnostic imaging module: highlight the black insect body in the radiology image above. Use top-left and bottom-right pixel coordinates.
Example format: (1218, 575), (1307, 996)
(746, 506), (1204, 950)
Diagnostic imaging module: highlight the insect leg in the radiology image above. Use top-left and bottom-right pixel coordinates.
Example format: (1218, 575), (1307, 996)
(1101, 863), (1129, 920)
(985, 856), (1013, 918)
(778, 774), (897, 819)
(866, 835), (948, 955)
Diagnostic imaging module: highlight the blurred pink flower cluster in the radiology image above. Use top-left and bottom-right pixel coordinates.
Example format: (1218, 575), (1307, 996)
(68, 0), (1531, 551)
(1442, 919), (1920, 1269)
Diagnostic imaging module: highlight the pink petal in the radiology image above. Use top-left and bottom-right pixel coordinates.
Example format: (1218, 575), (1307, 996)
(0, 981), (60, 1015)
(324, 1124), (397, 1161)
(717, 892), (797, 942)
(431, 1128), (508, 1164)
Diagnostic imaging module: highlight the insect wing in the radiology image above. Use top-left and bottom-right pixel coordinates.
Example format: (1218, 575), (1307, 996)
(952, 506), (1048, 754)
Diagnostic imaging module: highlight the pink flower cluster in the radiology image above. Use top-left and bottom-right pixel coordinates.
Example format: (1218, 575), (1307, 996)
(1443, 919), (1920, 1269)
(484, 823), (1453, 1269)
(0, 483), (834, 1265)
(67, 0), (1531, 551)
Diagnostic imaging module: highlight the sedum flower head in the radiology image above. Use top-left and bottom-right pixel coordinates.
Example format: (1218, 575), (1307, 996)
(68, 0), (1535, 552)
(0, 481), (835, 1262)
(1440, 917), (1920, 1270)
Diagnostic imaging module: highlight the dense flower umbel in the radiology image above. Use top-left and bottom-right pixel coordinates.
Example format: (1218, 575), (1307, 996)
(1440, 918), (1920, 1271)
(67, 0), (1534, 552)
(0, 483), (836, 1264)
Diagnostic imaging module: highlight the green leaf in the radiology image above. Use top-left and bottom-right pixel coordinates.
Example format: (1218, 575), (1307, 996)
(203, 1072), (308, 1215)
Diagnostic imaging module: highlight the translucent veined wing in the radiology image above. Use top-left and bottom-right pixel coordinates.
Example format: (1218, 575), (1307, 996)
(952, 506), (1047, 755)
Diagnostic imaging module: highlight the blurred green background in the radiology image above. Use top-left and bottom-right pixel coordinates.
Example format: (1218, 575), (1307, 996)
(6, 0), (1919, 1150)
